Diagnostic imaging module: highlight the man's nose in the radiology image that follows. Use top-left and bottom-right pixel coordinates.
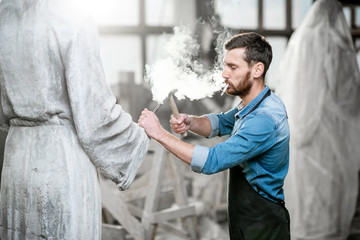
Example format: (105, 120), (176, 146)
(222, 69), (229, 79)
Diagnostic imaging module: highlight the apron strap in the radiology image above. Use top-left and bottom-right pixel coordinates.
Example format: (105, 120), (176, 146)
(242, 89), (271, 119)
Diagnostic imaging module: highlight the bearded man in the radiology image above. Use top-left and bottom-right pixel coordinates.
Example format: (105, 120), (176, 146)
(139, 32), (291, 240)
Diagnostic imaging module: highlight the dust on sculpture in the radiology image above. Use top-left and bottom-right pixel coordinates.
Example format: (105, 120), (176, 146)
(0, 0), (149, 239)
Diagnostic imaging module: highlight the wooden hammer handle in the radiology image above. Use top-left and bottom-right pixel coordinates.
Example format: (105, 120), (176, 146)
(169, 95), (187, 137)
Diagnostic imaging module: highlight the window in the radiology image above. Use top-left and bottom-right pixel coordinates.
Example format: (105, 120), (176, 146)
(292, 0), (312, 29)
(264, 0), (286, 29)
(265, 37), (288, 81)
(343, 7), (351, 26)
(99, 36), (142, 85)
(79, 0), (139, 25)
(215, 0), (258, 29)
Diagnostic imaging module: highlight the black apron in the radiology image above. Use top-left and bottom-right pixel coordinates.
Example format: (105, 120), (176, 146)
(228, 165), (290, 240)
(227, 89), (290, 240)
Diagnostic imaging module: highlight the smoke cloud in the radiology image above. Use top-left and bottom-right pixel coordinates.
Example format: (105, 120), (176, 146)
(145, 25), (228, 104)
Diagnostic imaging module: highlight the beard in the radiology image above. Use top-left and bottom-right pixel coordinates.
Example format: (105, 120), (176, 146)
(227, 70), (253, 97)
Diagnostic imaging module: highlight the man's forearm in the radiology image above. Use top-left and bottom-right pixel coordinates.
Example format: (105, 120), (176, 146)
(155, 128), (195, 165)
(188, 116), (212, 137)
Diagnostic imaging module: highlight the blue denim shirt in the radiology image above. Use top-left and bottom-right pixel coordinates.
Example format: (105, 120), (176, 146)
(191, 86), (290, 202)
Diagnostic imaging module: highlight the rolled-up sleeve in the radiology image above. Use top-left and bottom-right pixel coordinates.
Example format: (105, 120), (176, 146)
(191, 145), (210, 173)
(205, 114), (220, 138)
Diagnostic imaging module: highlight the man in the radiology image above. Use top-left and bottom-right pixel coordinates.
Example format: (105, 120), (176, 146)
(0, 0), (149, 239)
(138, 32), (290, 239)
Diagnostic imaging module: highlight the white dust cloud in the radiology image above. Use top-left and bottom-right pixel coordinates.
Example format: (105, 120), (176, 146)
(145, 26), (226, 104)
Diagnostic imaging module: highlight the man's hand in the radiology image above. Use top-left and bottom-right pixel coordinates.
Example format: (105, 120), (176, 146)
(138, 108), (163, 140)
(138, 108), (195, 165)
(170, 114), (192, 134)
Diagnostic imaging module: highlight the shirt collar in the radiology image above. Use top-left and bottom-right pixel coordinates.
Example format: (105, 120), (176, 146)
(235, 85), (270, 119)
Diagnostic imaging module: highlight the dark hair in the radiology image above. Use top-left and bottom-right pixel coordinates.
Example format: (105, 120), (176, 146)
(224, 32), (272, 79)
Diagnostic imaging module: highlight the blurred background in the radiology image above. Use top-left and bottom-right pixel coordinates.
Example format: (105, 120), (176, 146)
(84, 1), (360, 239)
(0, 0), (360, 239)
(81, 0), (360, 127)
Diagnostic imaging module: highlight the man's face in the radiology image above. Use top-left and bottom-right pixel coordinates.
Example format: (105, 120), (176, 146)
(222, 48), (253, 97)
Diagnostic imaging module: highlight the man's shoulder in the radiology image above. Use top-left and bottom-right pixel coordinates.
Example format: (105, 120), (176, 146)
(255, 94), (288, 125)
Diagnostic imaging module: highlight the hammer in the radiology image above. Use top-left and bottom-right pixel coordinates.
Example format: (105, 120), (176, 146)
(152, 93), (187, 137)
(169, 95), (187, 137)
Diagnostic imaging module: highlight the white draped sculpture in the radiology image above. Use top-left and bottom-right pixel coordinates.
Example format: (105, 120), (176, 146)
(270, 0), (360, 239)
(0, 0), (150, 239)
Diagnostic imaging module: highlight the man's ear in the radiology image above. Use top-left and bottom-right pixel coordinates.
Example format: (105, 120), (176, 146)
(253, 62), (264, 79)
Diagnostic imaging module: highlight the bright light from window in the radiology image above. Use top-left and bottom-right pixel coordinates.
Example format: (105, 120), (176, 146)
(343, 7), (351, 27)
(215, 0), (258, 29)
(99, 35), (142, 85)
(292, 0), (312, 28)
(264, 0), (285, 29)
(75, 0), (139, 26)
